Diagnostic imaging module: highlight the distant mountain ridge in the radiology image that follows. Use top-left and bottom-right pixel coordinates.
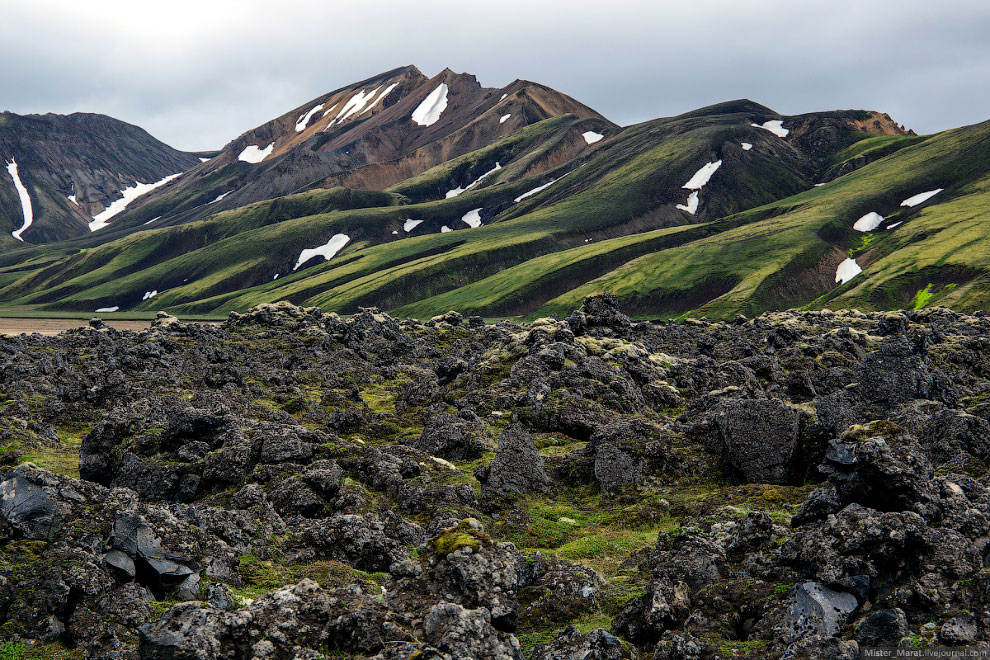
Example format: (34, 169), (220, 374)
(1, 65), (986, 321)
(0, 111), (200, 246)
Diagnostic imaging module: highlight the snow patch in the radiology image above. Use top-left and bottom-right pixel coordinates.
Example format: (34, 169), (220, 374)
(6, 159), (34, 242)
(676, 191), (700, 215)
(682, 160), (722, 190)
(514, 177), (561, 202)
(321, 102), (340, 118)
(89, 173), (182, 232)
(209, 191), (232, 204)
(900, 189), (943, 207)
(94, 306), (119, 313)
(295, 103), (324, 132)
(68, 194), (78, 205)
(752, 120), (789, 138)
(331, 87), (381, 125)
(293, 233), (350, 271)
(499, 93), (508, 101)
(359, 83), (398, 115)
(411, 83), (449, 127)
(143, 216), (162, 226)
(886, 221), (903, 229)
(199, 157), (211, 163)
(499, 114), (511, 124)
(461, 208), (483, 228)
(404, 218), (424, 232)
(835, 258), (862, 284)
(740, 142), (753, 151)
(814, 183), (827, 187)
(440, 225), (452, 233)
(391, 230), (398, 235)
(445, 162), (502, 198)
(273, 273), (279, 280)
(853, 211), (884, 232)
(582, 131), (604, 145)
(238, 143), (274, 164)
(142, 290), (158, 301)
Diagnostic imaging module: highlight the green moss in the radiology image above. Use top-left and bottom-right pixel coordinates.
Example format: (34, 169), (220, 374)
(431, 530), (481, 556)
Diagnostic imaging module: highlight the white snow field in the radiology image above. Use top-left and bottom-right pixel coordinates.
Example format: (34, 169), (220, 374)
(321, 102), (340, 118)
(6, 159), (33, 241)
(411, 83), (449, 127)
(445, 162), (502, 198)
(900, 189), (943, 207)
(461, 208), (483, 228)
(741, 142), (753, 151)
(360, 83), (398, 116)
(500, 114), (511, 124)
(293, 233), (350, 271)
(582, 131), (604, 145)
(835, 258), (862, 284)
(676, 191), (700, 215)
(238, 143), (275, 164)
(209, 191), (232, 204)
(295, 104), (325, 132)
(440, 225), (452, 233)
(89, 173), (182, 232)
(752, 120), (788, 138)
(95, 306), (119, 313)
(853, 212), (884, 232)
(682, 160), (722, 190)
(142, 290), (158, 301)
(514, 177), (561, 202)
(403, 219), (424, 232)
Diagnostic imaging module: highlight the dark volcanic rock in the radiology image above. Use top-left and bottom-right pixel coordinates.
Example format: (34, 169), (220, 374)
(478, 424), (553, 503)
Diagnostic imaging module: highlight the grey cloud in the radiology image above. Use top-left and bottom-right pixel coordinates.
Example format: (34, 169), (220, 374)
(2, 0), (988, 151)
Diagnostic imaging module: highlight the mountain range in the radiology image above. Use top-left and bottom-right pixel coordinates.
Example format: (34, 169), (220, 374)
(1, 64), (987, 319)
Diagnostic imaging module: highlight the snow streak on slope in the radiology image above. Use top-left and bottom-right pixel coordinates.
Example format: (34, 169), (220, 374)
(6, 159), (33, 242)
(445, 162), (502, 198)
(331, 88), (380, 126)
(676, 160), (722, 216)
(514, 177), (561, 202)
(683, 161), (723, 190)
(95, 306), (119, 313)
(835, 258), (862, 284)
(403, 219), (424, 232)
(293, 234), (350, 271)
(295, 104), (324, 132)
(360, 83), (399, 116)
(582, 131), (604, 145)
(901, 189), (943, 207)
(676, 191), (699, 215)
(752, 120), (789, 138)
(210, 191), (232, 204)
(500, 114), (511, 124)
(853, 212), (884, 232)
(238, 143), (275, 163)
(411, 83), (449, 127)
(89, 173), (182, 232)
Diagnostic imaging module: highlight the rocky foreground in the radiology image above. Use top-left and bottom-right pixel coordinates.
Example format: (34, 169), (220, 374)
(2, 296), (990, 659)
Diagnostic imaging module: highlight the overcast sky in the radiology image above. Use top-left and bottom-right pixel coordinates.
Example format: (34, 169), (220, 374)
(2, 0), (988, 151)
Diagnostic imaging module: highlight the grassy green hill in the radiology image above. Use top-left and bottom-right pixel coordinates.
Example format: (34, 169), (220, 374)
(3, 96), (980, 322)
